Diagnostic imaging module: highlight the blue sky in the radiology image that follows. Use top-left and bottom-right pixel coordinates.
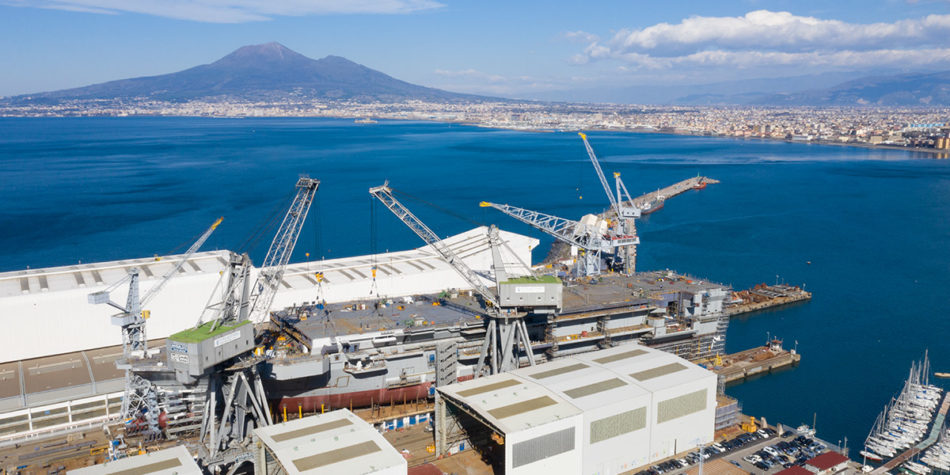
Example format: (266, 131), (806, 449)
(2, 0), (950, 98)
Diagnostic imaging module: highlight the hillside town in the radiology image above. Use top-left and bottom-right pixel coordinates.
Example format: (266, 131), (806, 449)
(3, 97), (950, 153)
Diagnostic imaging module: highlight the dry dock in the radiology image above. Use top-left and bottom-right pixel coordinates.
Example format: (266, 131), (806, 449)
(725, 283), (812, 318)
(706, 339), (801, 384)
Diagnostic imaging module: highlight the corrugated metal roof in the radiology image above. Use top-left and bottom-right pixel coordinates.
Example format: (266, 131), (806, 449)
(527, 362), (588, 380)
(69, 446), (201, 475)
(563, 378), (627, 399)
(488, 396), (558, 419)
(438, 343), (715, 435)
(292, 440), (381, 472)
(631, 362), (687, 382)
(457, 379), (521, 397)
(253, 409), (405, 475)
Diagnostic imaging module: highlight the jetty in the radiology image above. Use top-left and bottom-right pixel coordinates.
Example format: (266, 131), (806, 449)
(628, 175), (718, 209)
(544, 175), (717, 265)
(725, 283), (812, 317)
(706, 339), (801, 384)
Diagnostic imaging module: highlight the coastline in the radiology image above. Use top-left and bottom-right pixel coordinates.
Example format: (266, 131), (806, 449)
(3, 112), (949, 157)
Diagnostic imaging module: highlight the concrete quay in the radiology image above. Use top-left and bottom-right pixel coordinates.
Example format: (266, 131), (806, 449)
(708, 341), (801, 384)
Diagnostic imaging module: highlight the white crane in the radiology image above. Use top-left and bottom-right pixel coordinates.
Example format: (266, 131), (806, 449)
(579, 132), (641, 222)
(579, 132), (640, 273)
(479, 201), (614, 276)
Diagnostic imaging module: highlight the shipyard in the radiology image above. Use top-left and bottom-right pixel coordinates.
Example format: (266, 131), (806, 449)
(0, 134), (844, 475)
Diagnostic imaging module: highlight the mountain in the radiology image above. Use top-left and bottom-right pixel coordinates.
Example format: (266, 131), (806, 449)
(757, 70), (950, 106)
(10, 42), (487, 103)
(522, 71), (863, 104)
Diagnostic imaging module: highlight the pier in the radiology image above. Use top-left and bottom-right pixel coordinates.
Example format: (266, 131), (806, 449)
(544, 175), (717, 265)
(725, 283), (812, 317)
(628, 175), (718, 209)
(707, 339), (801, 384)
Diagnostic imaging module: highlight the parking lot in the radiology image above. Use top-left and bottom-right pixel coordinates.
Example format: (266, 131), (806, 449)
(634, 427), (835, 475)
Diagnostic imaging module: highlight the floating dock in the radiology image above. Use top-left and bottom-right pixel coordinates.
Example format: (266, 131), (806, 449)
(725, 283), (812, 317)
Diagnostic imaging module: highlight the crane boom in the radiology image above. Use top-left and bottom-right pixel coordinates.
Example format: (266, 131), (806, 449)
(141, 216), (223, 306)
(248, 177), (320, 323)
(88, 216), (224, 357)
(370, 182), (499, 309)
(479, 201), (607, 252)
(579, 132), (621, 218)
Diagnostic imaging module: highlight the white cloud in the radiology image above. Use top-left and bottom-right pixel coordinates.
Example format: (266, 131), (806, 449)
(575, 10), (950, 71)
(563, 30), (598, 43)
(2, 0), (443, 23)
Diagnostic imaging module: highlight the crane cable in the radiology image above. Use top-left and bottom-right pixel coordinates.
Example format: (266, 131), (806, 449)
(390, 186), (486, 228)
(369, 195), (379, 298)
(238, 187), (297, 255)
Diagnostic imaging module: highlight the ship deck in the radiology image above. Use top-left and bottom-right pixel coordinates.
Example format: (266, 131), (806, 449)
(289, 297), (481, 343)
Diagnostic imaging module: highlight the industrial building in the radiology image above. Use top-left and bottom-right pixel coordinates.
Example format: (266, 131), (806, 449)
(68, 446), (202, 475)
(252, 409), (407, 475)
(0, 227), (538, 363)
(434, 343), (717, 475)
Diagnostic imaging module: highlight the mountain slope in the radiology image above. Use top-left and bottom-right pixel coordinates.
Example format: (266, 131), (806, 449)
(12, 42), (486, 103)
(758, 70), (950, 106)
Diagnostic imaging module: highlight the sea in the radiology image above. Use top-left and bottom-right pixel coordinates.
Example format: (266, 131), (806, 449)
(2, 116), (949, 453)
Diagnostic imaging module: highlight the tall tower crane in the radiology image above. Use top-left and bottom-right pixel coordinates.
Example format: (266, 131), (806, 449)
(579, 132), (640, 273)
(166, 176), (318, 462)
(88, 216), (223, 358)
(579, 132), (641, 222)
(88, 217), (222, 435)
(248, 176), (320, 324)
(370, 182), (536, 376)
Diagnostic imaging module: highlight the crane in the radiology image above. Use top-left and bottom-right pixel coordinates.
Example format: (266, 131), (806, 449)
(166, 177), (317, 461)
(370, 182), (535, 375)
(193, 176), (319, 332)
(247, 176), (320, 324)
(579, 132), (640, 273)
(88, 216), (222, 435)
(579, 132), (640, 221)
(479, 201), (614, 276)
(88, 216), (223, 358)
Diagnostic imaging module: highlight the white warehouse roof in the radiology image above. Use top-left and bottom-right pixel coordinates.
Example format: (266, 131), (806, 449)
(0, 226), (537, 363)
(69, 446), (201, 475)
(438, 344), (715, 436)
(436, 343), (717, 474)
(253, 409), (406, 475)
(437, 372), (582, 435)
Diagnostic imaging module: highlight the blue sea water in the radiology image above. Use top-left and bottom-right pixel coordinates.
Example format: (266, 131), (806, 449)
(2, 117), (949, 452)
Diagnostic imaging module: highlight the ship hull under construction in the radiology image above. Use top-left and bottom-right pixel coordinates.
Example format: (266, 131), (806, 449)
(260, 270), (729, 413)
